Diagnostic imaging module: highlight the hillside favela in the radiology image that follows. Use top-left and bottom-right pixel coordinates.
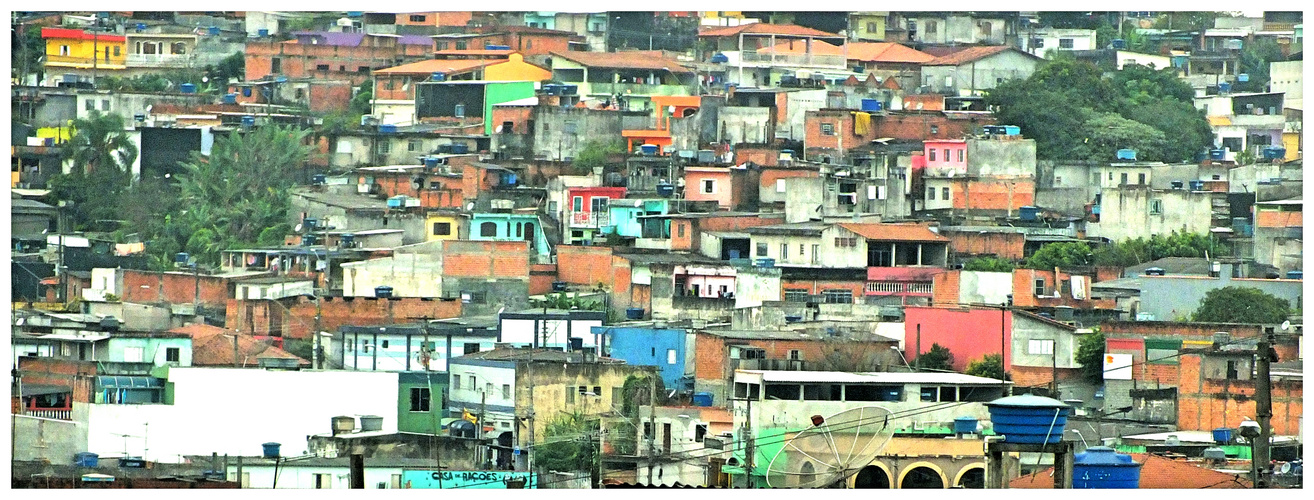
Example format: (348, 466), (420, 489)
(9, 9), (1305, 490)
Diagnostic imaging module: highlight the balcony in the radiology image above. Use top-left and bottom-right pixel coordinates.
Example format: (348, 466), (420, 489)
(864, 281), (933, 295)
(569, 211), (610, 228)
(740, 50), (848, 69)
(671, 296), (736, 309)
(22, 408), (72, 420)
(732, 358), (806, 371)
(44, 54), (127, 69)
(599, 83), (692, 97)
(126, 53), (196, 68)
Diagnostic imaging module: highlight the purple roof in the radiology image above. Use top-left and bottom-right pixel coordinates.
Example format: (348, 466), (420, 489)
(398, 34), (433, 46)
(291, 31), (431, 47)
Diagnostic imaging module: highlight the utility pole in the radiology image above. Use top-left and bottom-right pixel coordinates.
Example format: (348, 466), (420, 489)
(743, 395), (754, 489)
(322, 216), (332, 292)
(92, 14), (98, 87)
(1254, 329), (1275, 488)
(478, 389), (487, 467)
(232, 333), (240, 367)
(914, 324), (921, 370)
(646, 379), (656, 485)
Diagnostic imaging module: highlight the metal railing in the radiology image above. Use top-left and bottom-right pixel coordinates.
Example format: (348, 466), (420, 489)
(568, 211), (610, 228)
(22, 409), (72, 420)
(740, 50), (848, 69)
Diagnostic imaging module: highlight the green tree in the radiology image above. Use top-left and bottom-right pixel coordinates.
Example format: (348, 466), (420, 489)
(914, 343), (954, 372)
(534, 411), (598, 474)
(1120, 98), (1214, 162)
(572, 139), (625, 173)
(966, 353), (1006, 380)
(1024, 242), (1093, 270)
(208, 52), (245, 88)
(962, 256), (1016, 272)
(12, 22), (45, 83)
(1075, 112), (1167, 161)
(1075, 328), (1106, 384)
(49, 111), (139, 231)
(1192, 286), (1291, 324)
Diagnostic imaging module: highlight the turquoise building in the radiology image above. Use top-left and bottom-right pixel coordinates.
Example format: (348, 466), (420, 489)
(602, 199), (671, 238)
(469, 213), (551, 257)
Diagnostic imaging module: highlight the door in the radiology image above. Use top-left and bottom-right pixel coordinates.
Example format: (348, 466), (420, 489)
(662, 423), (672, 454)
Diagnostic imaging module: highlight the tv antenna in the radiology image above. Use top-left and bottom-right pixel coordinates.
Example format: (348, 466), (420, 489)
(764, 405), (896, 488)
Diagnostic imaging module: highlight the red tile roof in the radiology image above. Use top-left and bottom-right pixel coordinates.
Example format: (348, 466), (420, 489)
(173, 324), (309, 367)
(759, 40), (934, 64)
(373, 58), (496, 75)
(550, 51), (693, 73)
(837, 223), (949, 242)
(1008, 453), (1253, 489)
(926, 46), (1029, 66)
(698, 23), (840, 38)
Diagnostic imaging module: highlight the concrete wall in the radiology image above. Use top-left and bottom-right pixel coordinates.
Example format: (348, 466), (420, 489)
(783, 176), (825, 223)
(922, 51), (1038, 96)
(781, 90), (827, 141)
(717, 107), (772, 144)
(966, 138), (1037, 177)
(1088, 187), (1217, 242)
(341, 242), (444, 298)
(1135, 269), (1303, 321)
(85, 368), (399, 462)
(13, 408), (90, 464)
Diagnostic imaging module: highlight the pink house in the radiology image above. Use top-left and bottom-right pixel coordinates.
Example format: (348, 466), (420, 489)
(682, 166), (734, 209)
(903, 305), (1012, 372)
(923, 139), (967, 173)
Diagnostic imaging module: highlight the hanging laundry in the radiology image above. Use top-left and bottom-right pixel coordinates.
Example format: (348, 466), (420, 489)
(853, 112), (872, 136)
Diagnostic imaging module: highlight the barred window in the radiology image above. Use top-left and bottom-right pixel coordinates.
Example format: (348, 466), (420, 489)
(822, 289), (853, 304)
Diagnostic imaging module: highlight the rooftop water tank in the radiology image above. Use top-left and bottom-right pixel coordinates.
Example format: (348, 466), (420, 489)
(697, 149), (716, 163)
(656, 182), (675, 198)
(302, 233), (318, 246)
(1210, 149), (1227, 160)
(639, 144), (659, 155)
(953, 417), (978, 434)
(692, 392), (714, 407)
(561, 84), (578, 95)
(175, 252), (190, 264)
(1263, 146), (1286, 160)
(222, 93), (237, 104)
(1219, 82), (1232, 93)
(359, 415), (383, 432)
(261, 442), (281, 459)
(1111, 39), (1127, 49)
(1072, 447), (1141, 489)
(430, 72), (446, 82)
(241, 115), (255, 127)
(208, 26), (220, 35)
(985, 394), (1070, 444)
(179, 83), (197, 94)
(1019, 205), (1039, 221)
(451, 143), (469, 154)
(1212, 427), (1233, 444)
(1003, 125), (1021, 135)
(1286, 271), (1302, 280)
(1189, 180), (1206, 191)
(710, 53), (729, 63)
(332, 415), (356, 435)
(1116, 149), (1137, 161)
(257, 28), (269, 37)
(375, 286), (394, 299)
(626, 308), (645, 320)
(135, 23), (147, 32)
(339, 233), (355, 246)
(379, 124), (398, 134)
(860, 99), (882, 112)
(1203, 447), (1228, 460)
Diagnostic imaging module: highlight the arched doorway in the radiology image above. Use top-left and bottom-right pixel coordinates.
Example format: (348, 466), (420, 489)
(798, 460), (815, 487)
(956, 467), (985, 488)
(900, 466), (945, 489)
(853, 465), (891, 488)
(495, 431), (514, 470)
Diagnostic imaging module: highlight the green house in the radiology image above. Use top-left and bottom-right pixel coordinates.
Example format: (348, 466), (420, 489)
(398, 371), (450, 435)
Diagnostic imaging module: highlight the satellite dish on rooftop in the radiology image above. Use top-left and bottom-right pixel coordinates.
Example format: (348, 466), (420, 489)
(764, 405), (895, 489)
(294, 223), (303, 233)
(1280, 320), (1290, 331)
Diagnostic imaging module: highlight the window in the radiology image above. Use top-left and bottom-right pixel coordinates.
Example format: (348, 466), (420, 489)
(408, 139), (422, 152)
(579, 385), (588, 395)
(799, 244), (805, 256)
(776, 179), (786, 193)
(378, 140), (391, 154)
(784, 289), (810, 302)
(957, 149), (964, 162)
(433, 222), (451, 236)
(593, 386), (601, 396)
(60, 45), (70, 56)
(84, 99), (94, 111)
(643, 422), (653, 439)
(358, 66), (371, 74)
(314, 473), (331, 489)
(756, 242), (768, 257)
(821, 123), (835, 135)
(1059, 38), (1074, 49)
(929, 149), (936, 161)
(789, 349), (801, 360)
(1138, 173), (1146, 185)
(114, 46), (121, 56)
(381, 340), (389, 349)
(926, 21), (937, 34)
(436, 41), (449, 50)
(1028, 339), (1055, 355)
(1032, 38), (1045, 48)
(98, 99), (109, 111)
(822, 289), (853, 304)
(454, 104), (465, 118)
(468, 375), (477, 390)
(927, 187), (935, 200)
(464, 343), (480, 355)
(316, 64), (330, 71)
(702, 179), (716, 194)
(812, 244), (820, 264)
(486, 382), (494, 394)
(677, 223), (685, 238)
(1120, 172), (1128, 185)
(695, 424), (708, 442)
(920, 386), (938, 402)
(410, 387), (431, 412)
(566, 388), (575, 404)
(667, 349), (677, 364)
(941, 187), (949, 200)
(480, 221), (498, 237)
(1149, 199), (1163, 215)
(123, 347), (144, 363)
(1146, 339), (1182, 365)
(455, 41), (468, 50)
(780, 243), (788, 259)
(943, 149), (949, 161)
(165, 347), (180, 363)
(1033, 278), (1046, 296)
(867, 22), (878, 32)
(271, 57), (281, 73)
(930, 125), (939, 134)
(453, 375), (461, 389)
(572, 196), (583, 212)
(410, 15), (426, 23)
(339, 65), (345, 71)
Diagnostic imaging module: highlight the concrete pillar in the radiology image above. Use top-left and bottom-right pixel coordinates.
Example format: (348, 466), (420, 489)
(917, 244), (923, 265)
(890, 243), (896, 266)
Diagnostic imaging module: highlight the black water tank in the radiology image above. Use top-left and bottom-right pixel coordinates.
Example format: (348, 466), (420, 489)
(375, 286), (394, 298)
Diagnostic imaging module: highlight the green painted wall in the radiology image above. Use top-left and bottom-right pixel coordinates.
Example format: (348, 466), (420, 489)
(483, 81), (537, 135)
(398, 371), (450, 435)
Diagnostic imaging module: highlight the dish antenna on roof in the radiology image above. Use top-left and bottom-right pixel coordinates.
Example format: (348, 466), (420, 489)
(764, 405), (896, 488)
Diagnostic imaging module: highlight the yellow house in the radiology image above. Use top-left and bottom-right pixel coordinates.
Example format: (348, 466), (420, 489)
(1282, 125), (1301, 162)
(849, 12), (890, 42)
(42, 27), (128, 73)
(426, 213), (462, 242)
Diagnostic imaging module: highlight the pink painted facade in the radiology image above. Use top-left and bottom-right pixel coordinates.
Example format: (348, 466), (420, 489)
(864, 266), (945, 300)
(903, 305), (1012, 372)
(923, 139), (967, 172)
(566, 186), (627, 227)
(682, 167), (734, 209)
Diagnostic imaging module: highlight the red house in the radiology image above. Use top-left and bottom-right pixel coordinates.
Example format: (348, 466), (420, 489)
(903, 305), (1012, 372)
(564, 186), (626, 244)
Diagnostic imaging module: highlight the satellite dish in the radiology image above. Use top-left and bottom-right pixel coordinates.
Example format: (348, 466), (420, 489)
(765, 406), (895, 489)
(1280, 320), (1290, 331)
(294, 223), (303, 233)
(1279, 462), (1292, 474)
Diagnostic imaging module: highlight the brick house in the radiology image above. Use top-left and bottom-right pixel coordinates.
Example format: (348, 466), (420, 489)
(689, 329), (901, 404)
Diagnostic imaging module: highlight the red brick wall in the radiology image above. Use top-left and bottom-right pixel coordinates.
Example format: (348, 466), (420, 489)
(780, 278), (866, 302)
(872, 113), (996, 142)
(804, 111), (868, 158)
(121, 269), (233, 307)
(16, 357), (97, 403)
(245, 38), (433, 85)
(491, 106), (534, 134)
(556, 245), (615, 286)
(1177, 354), (1303, 435)
(1012, 365), (1081, 389)
(308, 81), (354, 113)
(943, 230), (1026, 260)
(901, 94), (945, 111)
(529, 264), (558, 295)
(952, 178), (1035, 211)
(931, 270), (961, 306)
(758, 167), (818, 193)
(1256, 209), (1302, 228)
(697, 214), (785, 232)
(225, 295), (462, 339)
(671, 219), (695, 251)
(442, 240), (530, 278)
(693, 333), (898, 381)
(505, 33), (574, 56)
(735, 146), (781, 167)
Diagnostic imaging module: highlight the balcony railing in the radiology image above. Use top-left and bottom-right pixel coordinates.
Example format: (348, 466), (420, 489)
(22, 409), (72, 420)
(740, 50), (848, 69)
(602, 83), (692, 97)
(865, 281), (933, 294)
(569, 211), (609, 228)
(126, 53), (196, 68)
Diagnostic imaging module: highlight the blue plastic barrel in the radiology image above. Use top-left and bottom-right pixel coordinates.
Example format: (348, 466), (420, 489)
(262, 442), (281, 458)
(241, 115), (255, 127)
(451, 143), (469, 154)
(1073, 447), (1141, 488)
(1286, 271), (1302, 280)
(179, 83), (197, 94)
(258, 28), (269, 37)
(222, 93), (237, 104)
(75, 452), (99, 467)
(656, 183), (675, 197)
(860, 99), (881, 112)
(985, 394), (1070, 444)
(208, 26), (220, 35)
(953, 417), (978, 434)
(692, 392), (714, 406)
(1210, 149), (1227, 160)
(1212, 427), (1233, 443)
(639, 144), (658, 155)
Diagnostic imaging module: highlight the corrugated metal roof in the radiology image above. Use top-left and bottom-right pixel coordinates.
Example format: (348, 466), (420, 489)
(738, 370), (1006, 385)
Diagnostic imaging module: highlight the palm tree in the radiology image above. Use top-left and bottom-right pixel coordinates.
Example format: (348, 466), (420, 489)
(63, 110), (138, 176)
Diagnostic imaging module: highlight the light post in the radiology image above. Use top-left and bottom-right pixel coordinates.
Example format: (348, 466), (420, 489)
(1238, 419), (1261, 487)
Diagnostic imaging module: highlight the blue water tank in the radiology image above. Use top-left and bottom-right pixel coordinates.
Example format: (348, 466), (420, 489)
(175, 252), (190, 264)
(375, 286), (394, 299)
(639, 144), (659, 155)
(302, 233), (318, 246)
(552, 281), (568, 292)
(1286, 271), (1303, 280)
(860, 99), (881, 112)
(75, 452), (100, 467)
(561, 84), (578, 95)
(1116, 149), (1137, 161)
(222, 93), (237, 104)
(1189, 180), (1206, 191)
(451, 143), (470, 154)
(755, 258), (776, 268)
(1219, 82), (1232, 93)
(179, 83), (197, 94)
(626, 307), (645, 320)
(312, 173), (327, 185)
(953, 417), (978, 434)
(241, 115), (255, 127)
(1073, 447), (1141, 488)
(379, 124), (397, 134)
(1212, 427), (1233, 443)
(261, 442), (281, 459)
(135, 23), (147, 32)
(692, 392), (714, 407)
(656, 182), (675, 198)
(1019, 205), (1040, 221)
(257, 28), (269, 37)
(1111, 39), (1127, 49)
(484, 44), (510, 50)
(1238, 73), (1249, 82)
(430, 72), (446, 82)
(985, 394), (1070, 444)
(242, 87), (252, 97)
(1003, 125), (1021, 135)
(1263, 146), (1286, 160)
(208, 26), (220, 35)
(710, 53), (729, 63)
(784, 315), (803, 323)
(340, 233), (355, 246)
(387, 196), (405, 208)
(303, 218), (319, 230)
(1210, 149), (1227, 160)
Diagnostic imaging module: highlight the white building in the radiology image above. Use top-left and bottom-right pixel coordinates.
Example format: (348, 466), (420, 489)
(335, 322), (497, 372)
(1019, 28), (1098, 58)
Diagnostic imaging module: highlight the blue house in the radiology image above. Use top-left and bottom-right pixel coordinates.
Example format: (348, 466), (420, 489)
(603, 199), (671, 238)
(468, 212), (551, 258)
(594, 324), (690, 390)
